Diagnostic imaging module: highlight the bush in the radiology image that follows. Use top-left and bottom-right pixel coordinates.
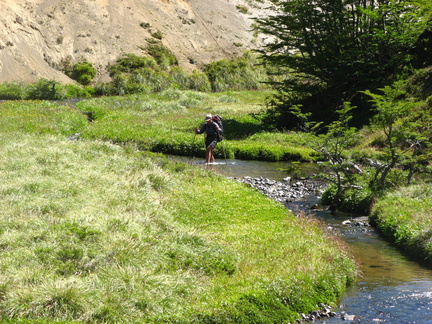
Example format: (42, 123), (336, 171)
(28, 79), (66, 100)
(0, 80), (94, 100)
(99, 51), (276, 95)
(63, 84), (95, 98)
(145, 42), (178, 70)
(189, 70), (211, 92)
(66, 60), (97, 85)
(322, 185), (374, 214)
(0, 82), (29, 99)
(108, 54), (159, 76)
(204, 52), (269, 92)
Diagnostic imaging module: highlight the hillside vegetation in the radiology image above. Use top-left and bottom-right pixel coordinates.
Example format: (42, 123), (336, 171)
(0, 0), (271, 83)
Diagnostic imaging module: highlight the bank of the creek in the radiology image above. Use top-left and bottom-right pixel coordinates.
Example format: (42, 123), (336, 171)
(169, 156), (432, 323)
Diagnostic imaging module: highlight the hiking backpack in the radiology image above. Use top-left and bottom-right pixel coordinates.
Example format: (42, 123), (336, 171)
(212, 115), (224, 142)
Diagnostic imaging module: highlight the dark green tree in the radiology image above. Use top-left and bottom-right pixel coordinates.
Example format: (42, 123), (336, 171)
(255, 0), (428, 128)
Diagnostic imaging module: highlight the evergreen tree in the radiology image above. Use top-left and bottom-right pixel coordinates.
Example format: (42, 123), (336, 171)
(256, 0), (428, 128)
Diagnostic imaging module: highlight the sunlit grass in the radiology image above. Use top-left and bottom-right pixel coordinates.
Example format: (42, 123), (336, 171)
(0, 133), (198, 321)
(0, 130), (356, 322)
(371, 184), (432, 266)
(76, 90), (318, 161)
(0, 100), (87, 135)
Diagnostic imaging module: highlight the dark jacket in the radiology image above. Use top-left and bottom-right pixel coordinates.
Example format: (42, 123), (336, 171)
(196, 122), (220, 138)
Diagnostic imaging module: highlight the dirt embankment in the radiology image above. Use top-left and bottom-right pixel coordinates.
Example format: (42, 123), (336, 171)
(0, 0), (272, 84)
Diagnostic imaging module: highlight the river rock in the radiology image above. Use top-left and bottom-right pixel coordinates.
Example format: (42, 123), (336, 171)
(239, 176), (326, 204)
(341, 312), (356, 320)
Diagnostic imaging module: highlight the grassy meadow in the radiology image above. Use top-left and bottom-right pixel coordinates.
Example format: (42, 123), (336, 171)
(0, 98), (356, 323)
(75, 90), (320, 162)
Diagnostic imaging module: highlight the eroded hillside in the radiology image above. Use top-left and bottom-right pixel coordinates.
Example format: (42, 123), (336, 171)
(0, 0), (272, 83)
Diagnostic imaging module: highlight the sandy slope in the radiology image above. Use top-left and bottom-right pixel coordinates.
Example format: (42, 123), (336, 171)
(0, 0), (272, 83)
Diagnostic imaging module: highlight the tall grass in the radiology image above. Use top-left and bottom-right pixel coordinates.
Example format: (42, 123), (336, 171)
(0, 133), (202, 321)
(0, 131), (356, 323)
(0, 100), (87, 135)
(76, 90), (318, 161)
(370, 184), (432, 266)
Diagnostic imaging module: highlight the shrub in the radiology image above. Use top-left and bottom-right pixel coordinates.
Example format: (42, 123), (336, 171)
(151, 30), (163, 40)
(0, 82), (29, 99)
(145, 42), (178, 69)
(63, 84), (94, 98)
(66, 60), (97, 85)
(28, 79), (66, 100)
(322, 185), (374, 214)
(188, 70), (211, 92)
(204, 52), (268, 92)
(109, 54), (159, 76)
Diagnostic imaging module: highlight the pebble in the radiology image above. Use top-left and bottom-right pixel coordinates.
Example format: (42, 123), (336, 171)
(239, 176), (326, 203)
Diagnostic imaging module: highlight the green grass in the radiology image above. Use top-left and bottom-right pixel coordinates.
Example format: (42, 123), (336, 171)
(370, 184), (432, 266)
(0, 98), (356, 323)
(75, 90), (318, 161)
(0, 100), (87, 135)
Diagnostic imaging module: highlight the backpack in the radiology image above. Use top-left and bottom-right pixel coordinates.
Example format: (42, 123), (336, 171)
(212, 115), (224, 142)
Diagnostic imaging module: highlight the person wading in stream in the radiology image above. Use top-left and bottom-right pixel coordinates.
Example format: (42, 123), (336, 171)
(195, 114), (222, 164)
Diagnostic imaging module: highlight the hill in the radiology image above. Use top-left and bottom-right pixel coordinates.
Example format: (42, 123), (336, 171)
(0, 0), (272, 84)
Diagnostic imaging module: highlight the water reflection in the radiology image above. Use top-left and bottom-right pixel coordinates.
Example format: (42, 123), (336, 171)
(169, 155), (432, 323)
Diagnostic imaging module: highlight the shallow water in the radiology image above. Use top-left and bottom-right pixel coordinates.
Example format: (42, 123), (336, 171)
(170, 156), (432, 323)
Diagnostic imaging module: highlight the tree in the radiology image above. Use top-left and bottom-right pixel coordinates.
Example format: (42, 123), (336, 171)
(363, 81), (431, 191)
(255, 0), (428, 127)
(298, 102), (363, 209)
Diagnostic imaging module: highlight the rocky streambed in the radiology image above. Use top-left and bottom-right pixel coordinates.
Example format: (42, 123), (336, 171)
(238, 176), (370, 228)
(239, 176), (325, 204)
(170, 157), (432, 322)
(236, 176), (370, 322)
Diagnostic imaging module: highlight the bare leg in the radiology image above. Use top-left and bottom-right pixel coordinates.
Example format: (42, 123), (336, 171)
(206, 146), (215, 164)
(206, 146), (211, 163)
(209, 147), (215, 163)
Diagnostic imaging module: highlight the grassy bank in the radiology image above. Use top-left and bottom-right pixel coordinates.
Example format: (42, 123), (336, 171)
(370, 184), (432, 267)
(0, 99), (356, 323)
(74, 90), (319, 162)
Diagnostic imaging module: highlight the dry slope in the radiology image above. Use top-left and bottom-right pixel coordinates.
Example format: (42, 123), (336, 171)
(0, 0), (272, 83)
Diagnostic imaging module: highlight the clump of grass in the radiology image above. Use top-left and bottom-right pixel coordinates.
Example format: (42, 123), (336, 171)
(370, 184), (432, 266)
(204, 52), (270, 92)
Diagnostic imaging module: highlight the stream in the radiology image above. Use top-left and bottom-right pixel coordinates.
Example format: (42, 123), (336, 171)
(170, 156), (432, 323)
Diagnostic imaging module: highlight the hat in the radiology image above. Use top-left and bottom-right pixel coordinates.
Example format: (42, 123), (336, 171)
(204, 114), (212, 121)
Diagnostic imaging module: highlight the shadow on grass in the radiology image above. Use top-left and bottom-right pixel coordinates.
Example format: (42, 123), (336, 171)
(222, 118), (268, 140)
